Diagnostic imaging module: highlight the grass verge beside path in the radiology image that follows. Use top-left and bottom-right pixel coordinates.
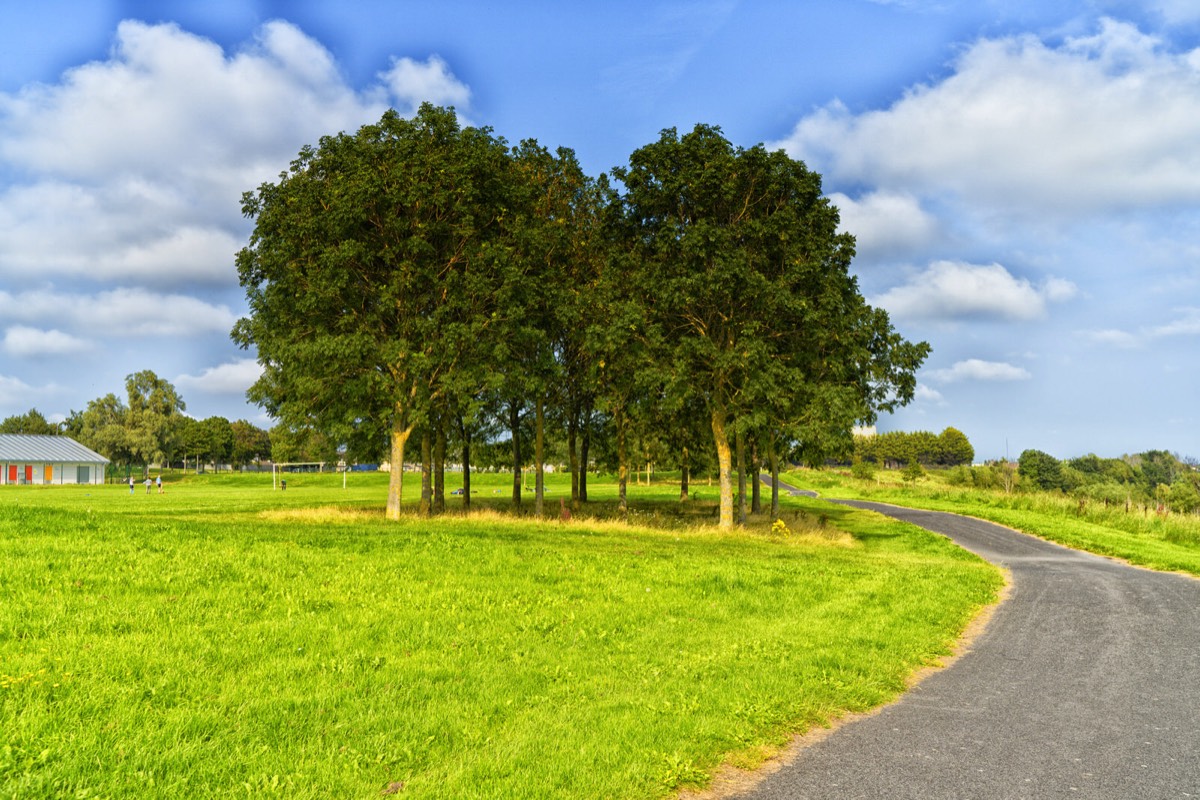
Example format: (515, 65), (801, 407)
(1, 474), (1000, 798)
(786, 469), (1200, 577)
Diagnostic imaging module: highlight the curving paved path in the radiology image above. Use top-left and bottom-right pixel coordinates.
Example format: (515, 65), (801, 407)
(732, 500), (1200, 799)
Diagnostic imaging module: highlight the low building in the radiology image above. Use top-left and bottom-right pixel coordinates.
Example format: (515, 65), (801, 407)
(0, 434), (109, 486)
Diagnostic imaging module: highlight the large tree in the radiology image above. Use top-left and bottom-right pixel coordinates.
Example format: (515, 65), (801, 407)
(124, 370), (187, 467)
(234, 105), (513, 519)
(614, 125), (927, 528)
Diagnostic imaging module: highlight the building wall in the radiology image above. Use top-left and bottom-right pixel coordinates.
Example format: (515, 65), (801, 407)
(1, 461), (106, 485)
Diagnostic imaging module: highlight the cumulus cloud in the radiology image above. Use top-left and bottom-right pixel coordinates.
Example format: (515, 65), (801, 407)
(914, 383), (947, 405)
(930, 359), (1032, 383)
(774, 19), (1200, 216)
(3, 326), (92, 357)
(829, 190), (938, 257)
(872, 260), (1077, 321)
(0, 20), (473, 288)
(381, 55), (471, 115)
(0, 374), (58, 408)
(175, 358), (263, 395)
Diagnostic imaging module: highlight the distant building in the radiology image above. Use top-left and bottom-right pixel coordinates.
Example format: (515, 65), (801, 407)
(852, 425), (877, 438)
(0, 434), (109, 486)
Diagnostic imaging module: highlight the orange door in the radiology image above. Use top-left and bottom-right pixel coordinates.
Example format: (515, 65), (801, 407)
(24, 465), (33, 483)
(6, 465), (14, 483)
(44, 465), (54, 483)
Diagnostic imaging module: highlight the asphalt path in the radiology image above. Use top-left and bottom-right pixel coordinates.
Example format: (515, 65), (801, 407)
(731, 498), (1200, 799)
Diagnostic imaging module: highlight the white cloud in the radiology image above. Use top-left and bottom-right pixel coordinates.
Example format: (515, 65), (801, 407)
(829, 190), (938, 257)
(872, 260), (1076, 320)
(3, 326), (91, 357)
(1149, 307), (1200, 337)
(931, 359), (1032, 383)
(0, 288), (237, 337)
(1085, 307), (1200, 348)
(381, 55), (471, 114)
(0, 374), (60, 409)
(0, 20), (475, 289)
(1084, 328), (1140, 348)
(175, 358), (263, 395)
(774, 19), (1200, 217)
(914, 383), (947, 405)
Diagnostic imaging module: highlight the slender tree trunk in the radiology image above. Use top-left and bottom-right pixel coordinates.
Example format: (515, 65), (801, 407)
(617, 406), (628, 514)
(751, 443), (762, 515)
(568, 407), (579, 507)
(386, 407), (414, 521)
(535, 395), (545, 518)
(510, 400), (522, 508)
(579, 401), (591, 503)
(736, 426), (747, 526)
(433, 420), (445, 515)
(680, 445), (690, 502)
(769, 447), (780, 520)
(712, 406), (733, 530)
(460, 417), (472, 511)
(419, 428), (432, 516)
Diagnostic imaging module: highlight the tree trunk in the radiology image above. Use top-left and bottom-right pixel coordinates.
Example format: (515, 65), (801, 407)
(769, 447), (780, 520)
(535, 395), (545, 518)
(385, 408), (414, 521)
(460, 418), (472, 511)
(579, 401), (591, 503)
(617, 406), (628, 514)
(736, 426), (747, 526)
(419, 428), (432, 517)
(711, 407), (733, 530)
(433, 420), (445, 515)
(568, 406), (579, 507)
(680, 445), (690, 502)
(751, 443), (762, 515)
(510, 400), (522, 508)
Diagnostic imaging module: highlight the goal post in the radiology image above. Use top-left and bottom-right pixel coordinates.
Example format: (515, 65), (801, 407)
(271, 462), (328, 489)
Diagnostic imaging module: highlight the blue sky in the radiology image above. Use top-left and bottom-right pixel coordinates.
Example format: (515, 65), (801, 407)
(1, 0), (1198, 461)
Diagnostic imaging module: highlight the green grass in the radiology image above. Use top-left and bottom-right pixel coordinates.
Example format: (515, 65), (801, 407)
(1, 471), (1000, 798)
(787, 468), (1200, 576)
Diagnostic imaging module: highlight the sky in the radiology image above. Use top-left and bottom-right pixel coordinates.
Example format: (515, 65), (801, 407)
(1, 0), (1198, 462)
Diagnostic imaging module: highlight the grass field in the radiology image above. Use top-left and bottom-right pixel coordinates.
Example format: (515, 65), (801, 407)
(786, 468), (1200, 577)
(1, 470), (1001, 798)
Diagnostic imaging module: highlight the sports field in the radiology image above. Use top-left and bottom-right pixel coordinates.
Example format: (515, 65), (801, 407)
(0, 471), (1000, 798)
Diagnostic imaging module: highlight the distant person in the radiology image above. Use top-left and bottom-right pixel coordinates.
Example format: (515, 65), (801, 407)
(144, 477), (152, 494)
(129, 476), (134, 494)
(156, 475), (163, 494)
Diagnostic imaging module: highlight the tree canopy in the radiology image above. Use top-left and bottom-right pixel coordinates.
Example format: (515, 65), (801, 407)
(234, 106), (929, 527)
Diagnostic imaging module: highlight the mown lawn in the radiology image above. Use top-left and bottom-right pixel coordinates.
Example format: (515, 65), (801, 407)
(1, 472), (1000, 798)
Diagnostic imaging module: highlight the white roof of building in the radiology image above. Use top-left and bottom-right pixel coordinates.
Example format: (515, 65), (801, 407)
(0, 434), (109, 464)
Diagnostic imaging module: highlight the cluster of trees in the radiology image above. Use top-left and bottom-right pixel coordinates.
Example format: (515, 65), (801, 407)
(853, 428), (975, 468)
(234, 104), (929, 527)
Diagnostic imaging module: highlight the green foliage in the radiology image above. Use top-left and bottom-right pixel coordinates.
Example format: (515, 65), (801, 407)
(0, 408), (58, 435)
(0, 473), (998, 798)
(1018, 449), (1066, 492)
(901, 460), (924, 483)
(850, 459), (877, 481)
(855, 427), (974, 467)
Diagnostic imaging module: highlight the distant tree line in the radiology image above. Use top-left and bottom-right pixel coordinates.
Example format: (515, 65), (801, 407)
(1, 371), (280, 475)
